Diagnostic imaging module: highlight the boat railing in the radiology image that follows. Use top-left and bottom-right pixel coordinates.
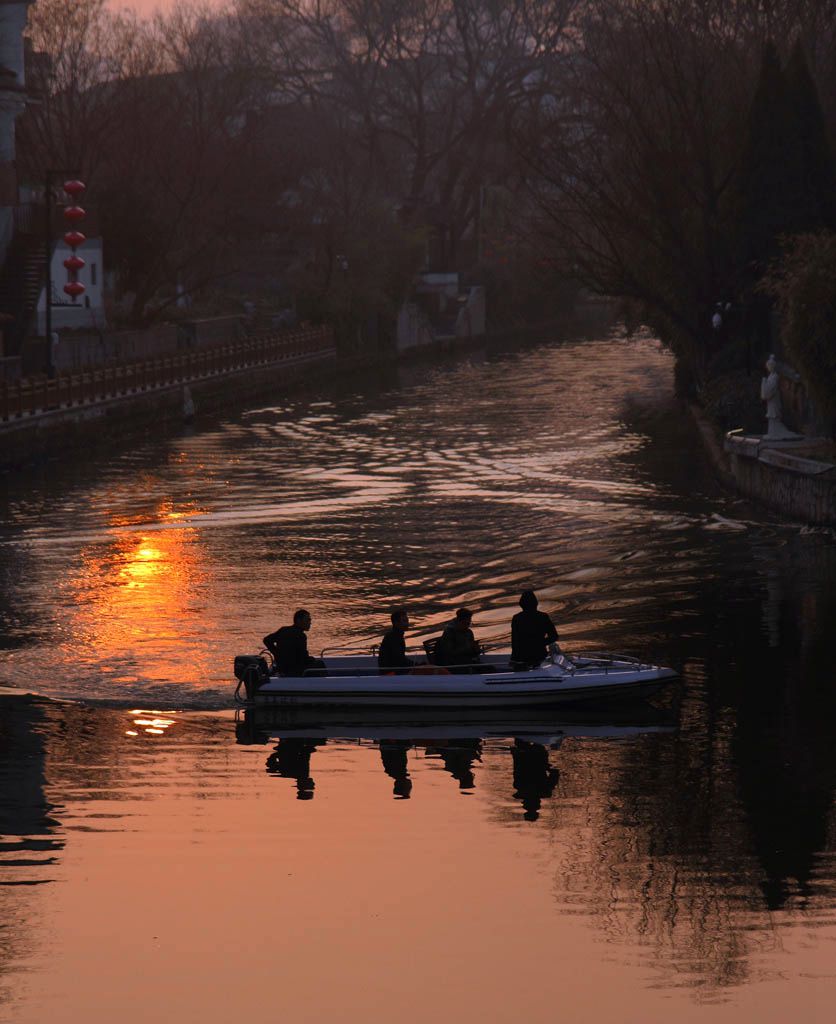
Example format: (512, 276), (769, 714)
(569, 652), (650, 672)
(318, 645), (376, 657)
(300, 663), (495, 676)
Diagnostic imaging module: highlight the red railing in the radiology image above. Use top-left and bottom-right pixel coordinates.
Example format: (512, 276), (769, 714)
(1, 326), (335, 424)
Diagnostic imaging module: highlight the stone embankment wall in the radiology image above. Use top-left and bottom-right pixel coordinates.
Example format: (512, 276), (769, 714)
(0, 326), (336, 470)
(723, 433), (836, 524)
(691, 401), (836, 524)
(50, 315), (249, 374)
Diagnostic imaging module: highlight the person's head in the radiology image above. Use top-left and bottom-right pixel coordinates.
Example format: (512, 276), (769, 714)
(390, 607), (410, 629)
(455, 607), (473, 629)
(519, 590), (538, 611)
(293, 608), (312, 631)
(766, 354), (776, 373)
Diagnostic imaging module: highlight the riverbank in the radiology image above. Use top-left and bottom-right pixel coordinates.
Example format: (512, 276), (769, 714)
(688, 401), (836, 525)
(3, 332), (836, 1023)
(0, 326), (340, 471)
(1, 306), (605, 473)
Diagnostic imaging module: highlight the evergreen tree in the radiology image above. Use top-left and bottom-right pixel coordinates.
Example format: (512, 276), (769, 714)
(785, 39), (836, 232)
(735, 41), (835, 285)
(735, 42), (802, 283)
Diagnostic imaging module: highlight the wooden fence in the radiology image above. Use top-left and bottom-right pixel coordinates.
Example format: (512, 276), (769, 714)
(1, 326), (335, 424)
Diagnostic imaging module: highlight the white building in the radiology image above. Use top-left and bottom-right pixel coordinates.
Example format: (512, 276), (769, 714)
(0, 1), (32, 261)
(35, 233), (106, 333)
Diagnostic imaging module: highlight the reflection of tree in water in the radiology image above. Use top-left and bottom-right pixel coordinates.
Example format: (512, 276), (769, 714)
(548, 727), (757, 991)
(0, 699), (65, 1000)
(532, 533), (836, 993)
(266, 739), (322, 800)
(511, 740), (559, 821)
(379, 740), (412, 799)
(731, 538), (836, 911)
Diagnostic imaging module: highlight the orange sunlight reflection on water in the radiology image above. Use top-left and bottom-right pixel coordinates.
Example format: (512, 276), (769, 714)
(65, 527), (205, 689)
(3, 708), (835, 1024)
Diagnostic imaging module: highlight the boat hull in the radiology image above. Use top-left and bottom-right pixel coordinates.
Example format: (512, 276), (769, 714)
(249, 662), (678, 709)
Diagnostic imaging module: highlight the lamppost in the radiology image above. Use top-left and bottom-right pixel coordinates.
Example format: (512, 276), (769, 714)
(44, 172), (86, 377)
(334, 253), (351, 351)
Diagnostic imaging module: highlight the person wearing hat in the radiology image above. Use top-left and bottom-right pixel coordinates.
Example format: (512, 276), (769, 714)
(511, 591), (560, 670)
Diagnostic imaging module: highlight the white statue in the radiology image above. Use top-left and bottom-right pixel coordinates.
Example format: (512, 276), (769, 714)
(759, 355), (797, 439)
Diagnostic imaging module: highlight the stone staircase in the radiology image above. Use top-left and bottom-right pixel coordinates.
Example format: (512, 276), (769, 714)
(0, 217), (48, 361)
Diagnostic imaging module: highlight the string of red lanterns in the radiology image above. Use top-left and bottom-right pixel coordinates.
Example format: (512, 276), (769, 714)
(62, 179), (86, 300)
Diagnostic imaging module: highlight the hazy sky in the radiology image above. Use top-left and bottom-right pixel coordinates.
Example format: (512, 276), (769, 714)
(108, 0), (224, 16)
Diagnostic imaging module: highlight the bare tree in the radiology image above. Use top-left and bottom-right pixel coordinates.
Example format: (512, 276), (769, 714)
(23, 1), (284, 324)
(21, 0), (149, 185)
(237, 0), (578, 268)
(522, 0), (836, 387)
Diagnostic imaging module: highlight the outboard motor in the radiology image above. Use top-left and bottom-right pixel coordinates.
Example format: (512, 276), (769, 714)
(234, 654), (270, 701)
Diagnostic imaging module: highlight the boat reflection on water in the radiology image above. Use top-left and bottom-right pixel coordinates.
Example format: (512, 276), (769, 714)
(425, 738), (482, 792)
(265, 738), (323, 800)
(235, 704), (676, 809)
(511, 739), (561, 821)
(379, 739), (413, 798)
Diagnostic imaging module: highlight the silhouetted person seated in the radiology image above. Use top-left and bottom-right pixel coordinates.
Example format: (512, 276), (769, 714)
(266, 738), (321, 799)
(379, 739), (412, 798)
(434, 608), (481, 672)
(263, 608), (326, 677)
(511, 739), (560, 821)
(378, 607), (415, 673)
(511, 590), (560, 670)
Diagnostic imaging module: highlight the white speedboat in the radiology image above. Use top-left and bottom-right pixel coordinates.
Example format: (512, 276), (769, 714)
(233, 650), (678, 708)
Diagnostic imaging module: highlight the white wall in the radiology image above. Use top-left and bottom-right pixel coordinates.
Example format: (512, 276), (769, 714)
(0, 3), (31, 87)
(0, 2), (33, 268)
(396, 301), (435, 352)
(455, 286), (486, 338)
(36, 238), (107, 333)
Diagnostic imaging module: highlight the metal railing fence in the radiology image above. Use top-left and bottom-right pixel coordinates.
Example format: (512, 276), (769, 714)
(1, 326), (334, 423)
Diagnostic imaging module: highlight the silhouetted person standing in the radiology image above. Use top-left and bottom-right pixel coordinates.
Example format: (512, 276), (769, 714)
(511, 591), (559, 669)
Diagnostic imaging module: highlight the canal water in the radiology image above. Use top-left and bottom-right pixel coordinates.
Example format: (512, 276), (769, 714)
(1, 330), (835, 1022)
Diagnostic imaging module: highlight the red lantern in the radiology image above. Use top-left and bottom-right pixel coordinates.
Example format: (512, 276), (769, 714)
(64, 281), (85, 298)
(63, 179), (86, 198)
(63, 254), (86, 272)
(63, 205), (86, 223)
(64, 230), (86, 248)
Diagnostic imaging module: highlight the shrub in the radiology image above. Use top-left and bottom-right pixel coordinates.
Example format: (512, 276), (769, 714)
(762, 232), (836, 424)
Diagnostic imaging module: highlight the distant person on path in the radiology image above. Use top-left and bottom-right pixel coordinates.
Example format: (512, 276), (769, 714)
(263, 608), (325, 677)
(511, 591), (559, 669)
(378, 608), (415, 672)
(435, 608), (481, 671)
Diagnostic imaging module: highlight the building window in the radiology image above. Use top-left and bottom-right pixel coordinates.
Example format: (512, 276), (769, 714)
(91, 263), (97, 286)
